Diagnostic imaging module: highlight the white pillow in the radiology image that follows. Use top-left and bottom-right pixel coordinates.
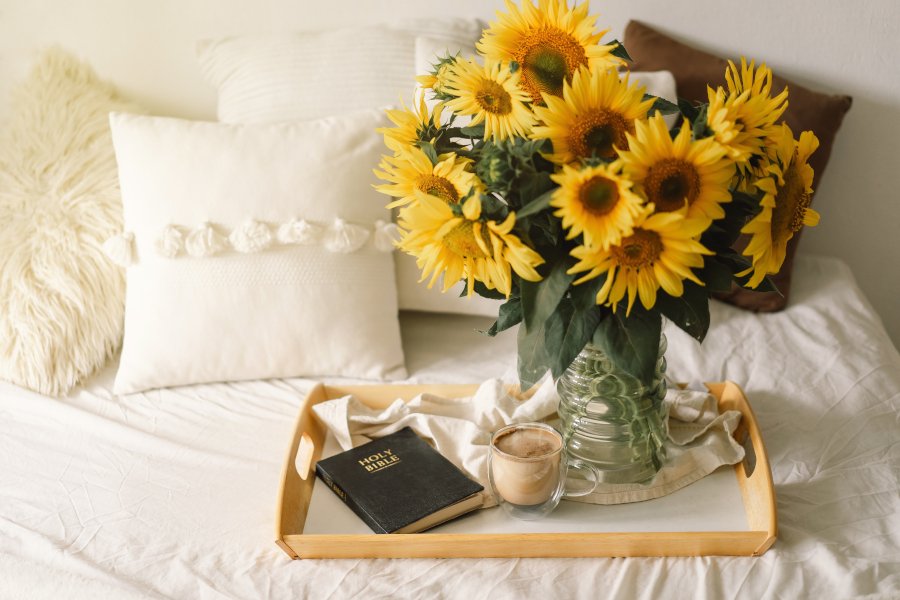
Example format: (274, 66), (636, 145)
(197, 18), (485, 124)
(628, 70), (679, 128)
(196, 19), (503, 318)
(109, 109), (406, 394)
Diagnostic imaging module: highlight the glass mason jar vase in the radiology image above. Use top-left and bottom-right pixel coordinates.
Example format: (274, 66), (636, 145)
(556, 334), (668, 484)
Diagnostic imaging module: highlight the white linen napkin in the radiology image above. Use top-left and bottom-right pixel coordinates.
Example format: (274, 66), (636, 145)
(310, 378), (745, 506)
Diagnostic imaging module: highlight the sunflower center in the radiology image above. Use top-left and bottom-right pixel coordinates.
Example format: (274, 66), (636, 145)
(567, 110), (630, 159)
(443, 221), (491, 258)
(517, 28), (588, 101)
(579, 176), (620, 216)
(475, 80), (513, 115)
(611, 228), (663, 269)
(416, 175), (460, 203)
(770, 161), (811, 242)
(644, 159), (701, 212)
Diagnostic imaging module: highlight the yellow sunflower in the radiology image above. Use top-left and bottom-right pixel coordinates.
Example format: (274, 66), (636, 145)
(549, 162), (644, 249)
(618, 113), (735, 224)
(706, 58), (789, 170)
(739, 123), (819, 288)
(374, 146), (482, 209)
(377, 91), (444, 154)
(443, 58), (535, 141)
(568, 208), (712, 315)
(531, 66), (655, 164)
(416, 55), (458, 99)
(397, 191), (544, 297)
(478, 0), (623, 103)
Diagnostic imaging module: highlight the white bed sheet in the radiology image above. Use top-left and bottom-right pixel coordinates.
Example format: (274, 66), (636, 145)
(1, 255), (898, 600)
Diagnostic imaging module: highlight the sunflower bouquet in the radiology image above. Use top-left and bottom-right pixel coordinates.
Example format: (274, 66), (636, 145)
(375, 0), (820, 389)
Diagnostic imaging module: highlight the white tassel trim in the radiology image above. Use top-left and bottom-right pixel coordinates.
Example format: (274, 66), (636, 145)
(156, 225), (184, 258)
(229, 219), (273, 253)
(102, 232), (136, 267)
(185, 222), (228, 257)
(373, 220), (400, 253)
(324, 218), (370, 254)
(277, 219), (322, 245)
(126, 217), (398, 263)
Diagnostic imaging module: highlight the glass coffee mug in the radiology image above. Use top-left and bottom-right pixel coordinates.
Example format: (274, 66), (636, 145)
(489, 422), (601, 520)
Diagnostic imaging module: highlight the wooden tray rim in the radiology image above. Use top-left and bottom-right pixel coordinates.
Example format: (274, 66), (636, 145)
(275, 381), (776, 559)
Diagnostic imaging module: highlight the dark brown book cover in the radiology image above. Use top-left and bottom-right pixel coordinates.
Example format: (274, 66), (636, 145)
(314, 427), (484, 534)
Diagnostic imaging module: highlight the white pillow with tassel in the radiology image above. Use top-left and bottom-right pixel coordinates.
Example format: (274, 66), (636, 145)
(108, 109), (407, 394)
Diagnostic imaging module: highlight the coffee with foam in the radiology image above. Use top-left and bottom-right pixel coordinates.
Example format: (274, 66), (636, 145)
(490, 426), (563, 506)
(494, 427), (561, 459)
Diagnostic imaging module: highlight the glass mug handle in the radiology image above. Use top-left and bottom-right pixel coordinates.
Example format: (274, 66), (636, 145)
(561, 458), (601, 498)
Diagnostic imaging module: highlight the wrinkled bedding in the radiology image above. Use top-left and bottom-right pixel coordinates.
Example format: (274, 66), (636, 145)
(1, 255), (898, 599)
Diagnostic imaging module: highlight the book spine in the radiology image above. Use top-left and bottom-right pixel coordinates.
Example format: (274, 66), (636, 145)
(314, 463), (388, 534)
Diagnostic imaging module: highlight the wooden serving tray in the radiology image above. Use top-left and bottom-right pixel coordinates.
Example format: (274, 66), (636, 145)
(275, 381), (776, 559)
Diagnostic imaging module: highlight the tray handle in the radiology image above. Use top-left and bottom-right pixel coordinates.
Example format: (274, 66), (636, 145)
(295, 432), (315, 480)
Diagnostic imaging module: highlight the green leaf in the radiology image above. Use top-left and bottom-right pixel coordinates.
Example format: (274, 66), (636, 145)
(608, 39), (632, 62)
(418, 141), (439, 164)
(465, 280), (507, 300)
(697, 256), (735, 293)
(526, 212), (562, 249)
(717, 252), (783, 295)
(515, 189), (555, 220)
(548, 300), (603, 379)
(591, 308), (662, 385)
(691, 104), (710, 139)
(677, 97), (700, 122)
(483, 296), (522, 337)
(700, 190), (758, 250)
(458, 124), (486, 138)
(441, 127), (468, 138)
(570, 273), (606, 310)
(478, 194), (510, 220)
(516, 171), (554, 207)
(542, 298), (572, 376)
(645, 95), (680, 115)
(716, 250), (753, 275)
(752, 276), (782, 294)
(520, 259), (575, 330)
(517, 320), (551, 390)
(735, 273), (782, 294)
(655, 282), (710, 342)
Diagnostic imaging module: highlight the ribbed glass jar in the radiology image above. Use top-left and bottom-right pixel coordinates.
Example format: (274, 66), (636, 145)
(556, 334), (668, 484)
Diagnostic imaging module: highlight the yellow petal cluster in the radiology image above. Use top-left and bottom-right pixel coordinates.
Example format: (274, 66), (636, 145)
(569, 208), (712, 315)
(532, 67), (655, 165)
(549, 161), (644, 250)
(374, 0), (822, 315)
(443, 58), (535, 141)
(478, 0), (623, 102)
(618, 114), (735, 225)
(397, 192), (544, 297)
(374, 146), (482, 209)
(739, 123), (820, 287)
(377, 91), (444, 154)
(706, 58), (788, 173)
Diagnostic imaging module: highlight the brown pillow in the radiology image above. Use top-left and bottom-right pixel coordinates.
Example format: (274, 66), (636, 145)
(624, 20), (852, 311)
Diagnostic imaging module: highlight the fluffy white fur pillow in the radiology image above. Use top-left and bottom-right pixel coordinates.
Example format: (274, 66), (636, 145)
(0, 49), (142, 396)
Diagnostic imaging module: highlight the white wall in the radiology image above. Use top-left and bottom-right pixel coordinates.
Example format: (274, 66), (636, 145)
(1, 0), (898, 347)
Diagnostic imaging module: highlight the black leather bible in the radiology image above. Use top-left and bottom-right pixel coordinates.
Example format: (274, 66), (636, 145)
(314, 427), (484, 534)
